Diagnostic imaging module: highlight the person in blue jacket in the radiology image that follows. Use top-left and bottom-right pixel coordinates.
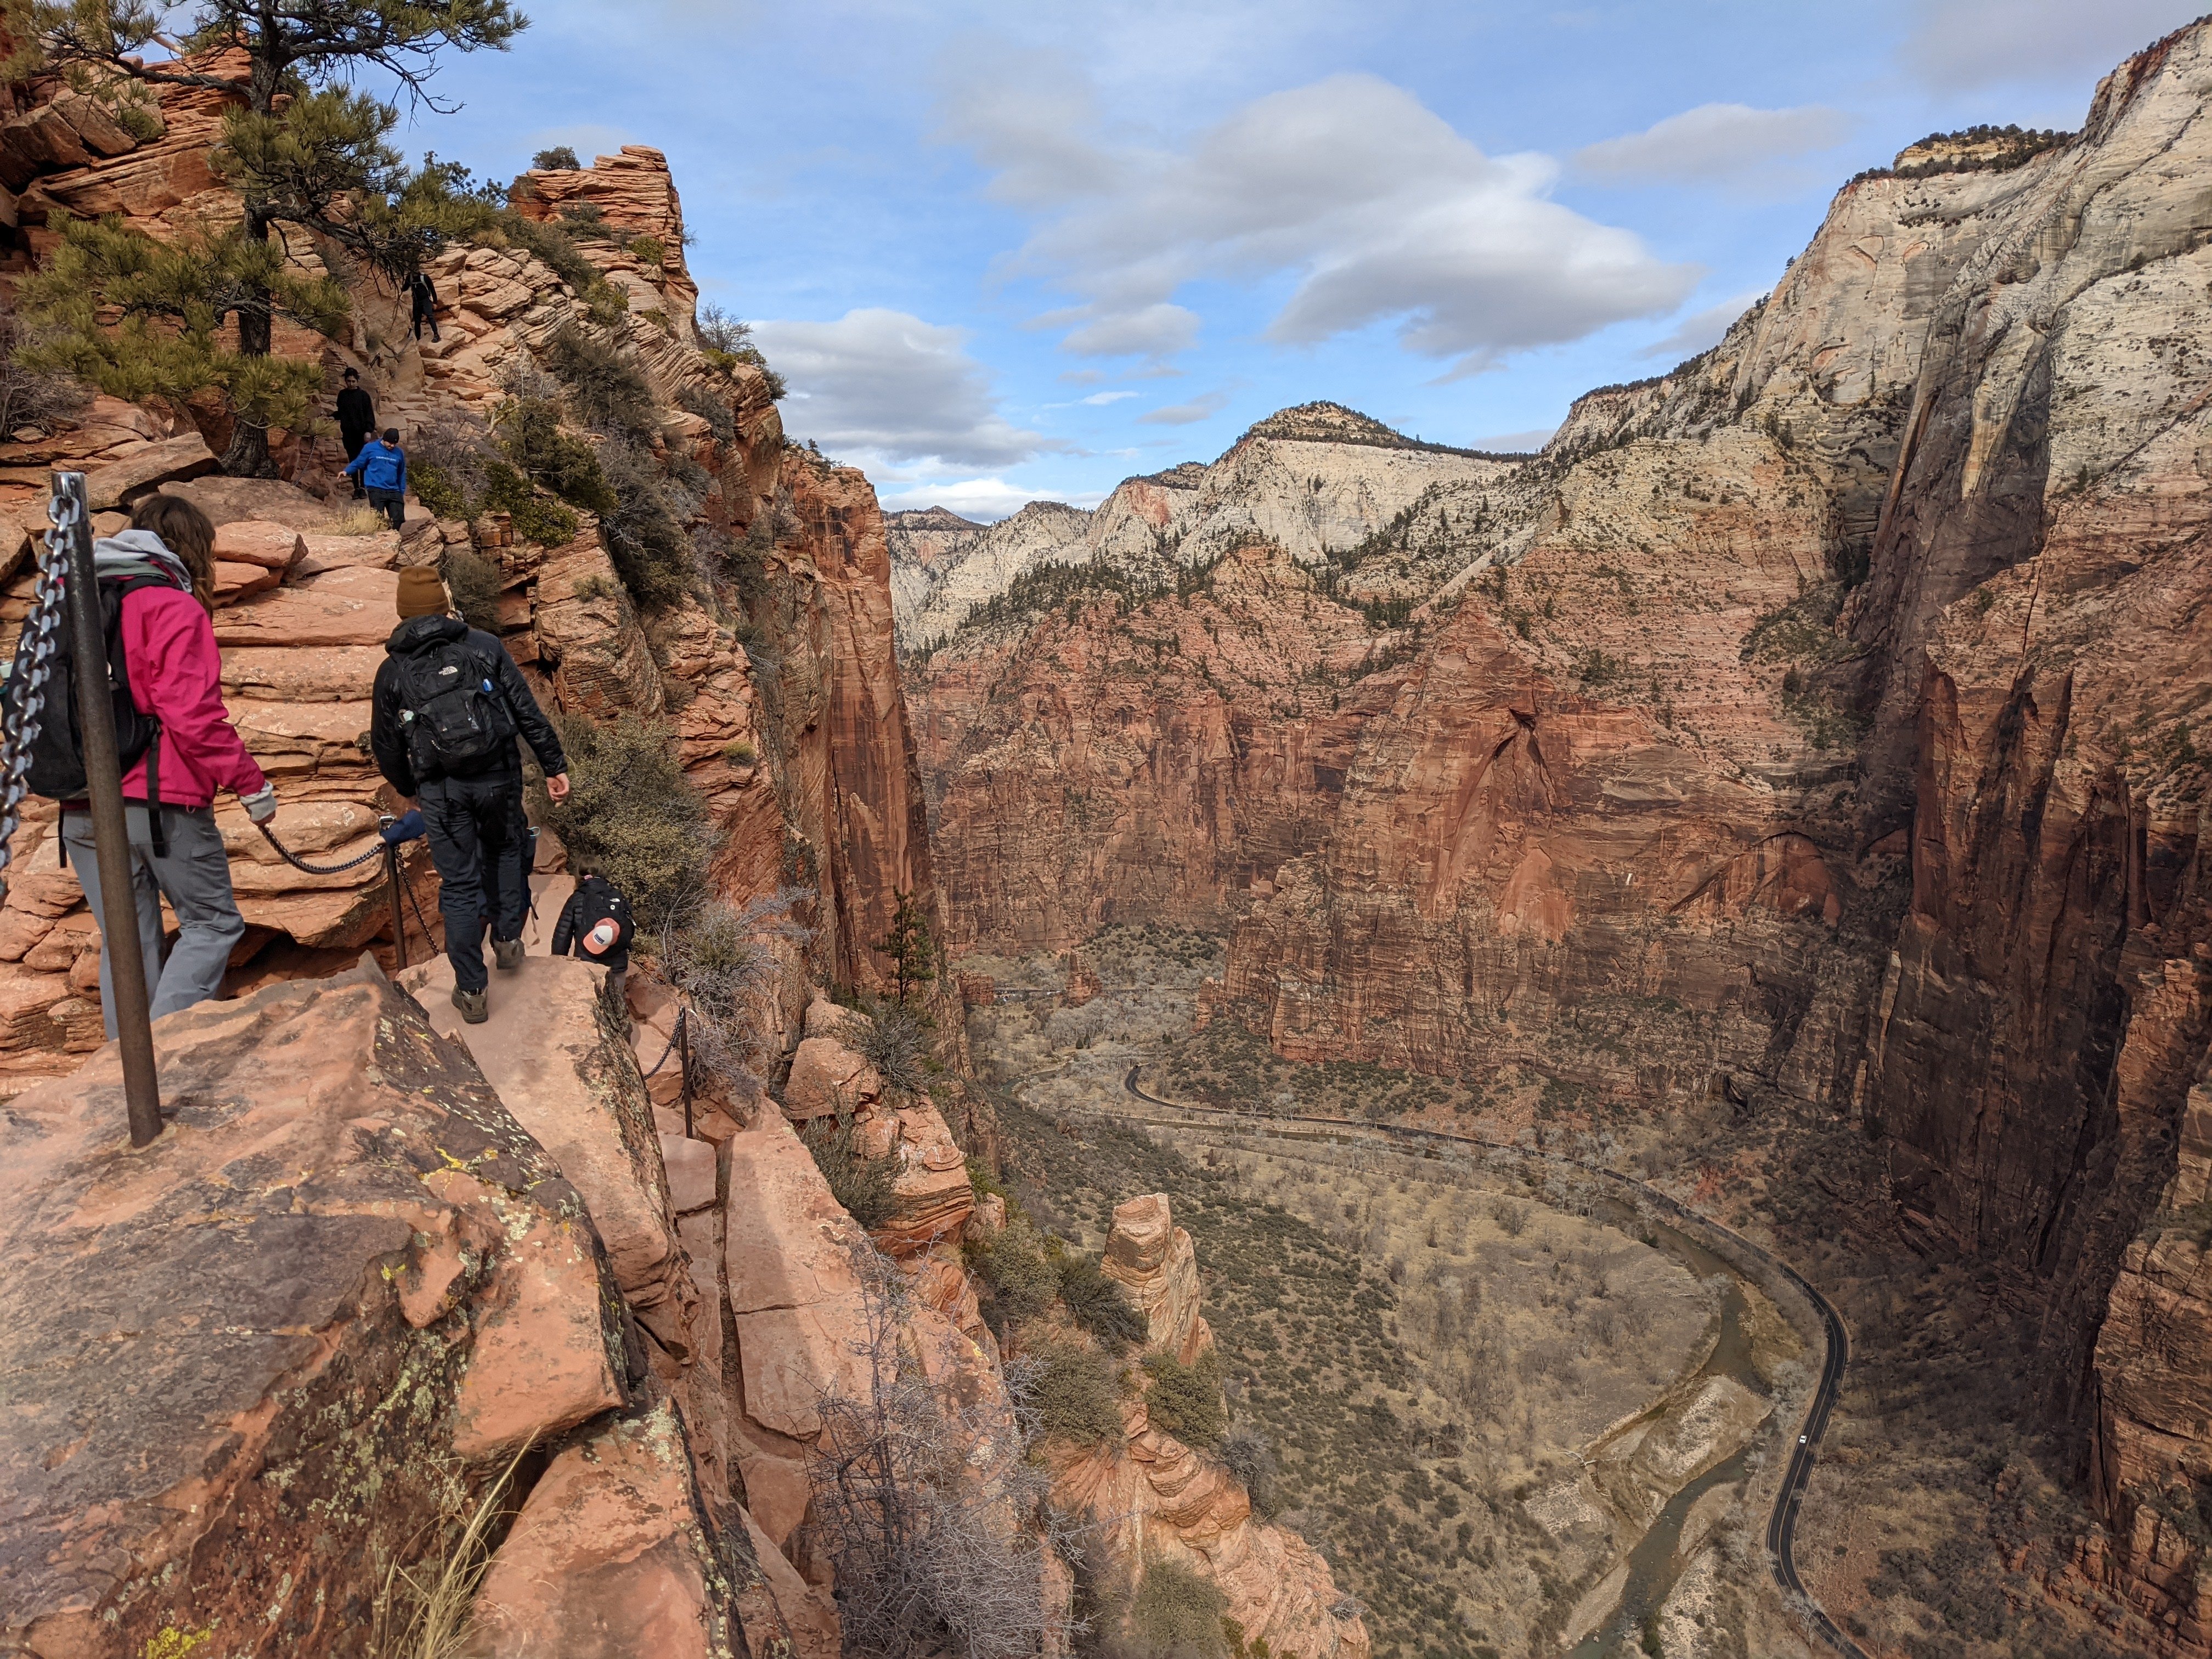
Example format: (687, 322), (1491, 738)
(345, 427), (409, 531)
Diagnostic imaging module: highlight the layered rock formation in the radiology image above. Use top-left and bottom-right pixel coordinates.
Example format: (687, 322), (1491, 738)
(0, 74), (950, 1082)
(1049, 1195), (1368, 1659)
(909, 23), (2212, 1654)
(0, 960), (782, 1658)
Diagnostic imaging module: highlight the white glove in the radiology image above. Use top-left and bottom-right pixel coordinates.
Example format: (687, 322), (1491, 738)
(241, 785), (278, 825)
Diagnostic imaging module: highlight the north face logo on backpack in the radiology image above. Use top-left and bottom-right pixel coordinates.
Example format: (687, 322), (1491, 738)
(394, 639), (516, 776)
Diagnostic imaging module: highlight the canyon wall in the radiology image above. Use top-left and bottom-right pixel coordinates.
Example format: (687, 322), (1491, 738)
(906, 23), (2212, 1651)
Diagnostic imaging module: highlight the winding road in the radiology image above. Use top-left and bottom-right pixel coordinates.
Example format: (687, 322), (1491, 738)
(1109, 1064), (1869, 1658)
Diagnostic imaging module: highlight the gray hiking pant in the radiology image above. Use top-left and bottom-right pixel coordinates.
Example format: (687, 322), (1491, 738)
(61, 803), (247, 1039)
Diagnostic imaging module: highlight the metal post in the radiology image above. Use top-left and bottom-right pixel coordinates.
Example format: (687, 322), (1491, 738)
(381, 825), (407, 970)
(58, 471), (161, 1146)
(679, 1009), (693, 1140)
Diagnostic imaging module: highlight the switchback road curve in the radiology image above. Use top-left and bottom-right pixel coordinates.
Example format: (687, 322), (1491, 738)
(1111, 1064), (1868, 1658)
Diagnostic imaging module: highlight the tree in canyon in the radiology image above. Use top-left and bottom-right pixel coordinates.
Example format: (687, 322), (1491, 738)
(876, 887), (939, 1003)
(7, 0), (523, 473)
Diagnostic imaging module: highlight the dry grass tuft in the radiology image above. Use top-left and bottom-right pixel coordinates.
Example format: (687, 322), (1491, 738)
(370, 1441), (531, 1659)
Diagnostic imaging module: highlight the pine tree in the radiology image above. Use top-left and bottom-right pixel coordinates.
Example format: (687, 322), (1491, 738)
(875, 889), (939, 1003)
(6, 1), (523, 474)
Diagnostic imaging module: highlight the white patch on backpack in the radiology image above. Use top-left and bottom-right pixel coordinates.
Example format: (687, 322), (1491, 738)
(438, 665), (459, 675)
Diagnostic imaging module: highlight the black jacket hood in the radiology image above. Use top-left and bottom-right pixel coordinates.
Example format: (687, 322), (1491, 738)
(387, 612), (467, 656)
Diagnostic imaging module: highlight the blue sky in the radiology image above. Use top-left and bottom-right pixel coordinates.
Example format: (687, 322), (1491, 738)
(407, 0), (2207, 518)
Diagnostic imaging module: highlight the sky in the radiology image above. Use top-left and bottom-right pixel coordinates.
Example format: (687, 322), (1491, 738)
(402, 0), (2209, 518)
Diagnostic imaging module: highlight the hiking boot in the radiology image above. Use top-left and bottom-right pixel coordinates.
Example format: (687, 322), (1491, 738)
(493, 937), (523, 972)
(452, 986), (488, 1024)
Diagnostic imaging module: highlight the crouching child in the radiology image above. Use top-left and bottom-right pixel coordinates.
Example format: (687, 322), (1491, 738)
(552, 867), (635, 1008)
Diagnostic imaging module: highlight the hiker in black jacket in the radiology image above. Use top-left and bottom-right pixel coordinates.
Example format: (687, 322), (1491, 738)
(370, 566), (569, 1023)
(551, 870), (635, 1006)
(410, 270), (441, 342)
(335, 369), (376, 498)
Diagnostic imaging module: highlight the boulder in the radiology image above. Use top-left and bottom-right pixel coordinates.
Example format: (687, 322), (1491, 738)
(211, 557), (279, 604)
(662, 1132), (718, 1213)
(0, 961), (627, 1658)
(211, 563), (402, 647)
(404, 954), (693, 1359)
(464, 1402), (752, 1659)
(81, 431), (218, 510)
(1103, 1193), (1214, 1364)
(873, 1097), (974, 1256)
(211, 517), (308, 570)
(723, 1111), (874, 1441)
(219, 644), (387, 703)
(782, 1034), (881, 1120)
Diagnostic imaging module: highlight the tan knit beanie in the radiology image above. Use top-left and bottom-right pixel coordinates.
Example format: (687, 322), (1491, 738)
(396, 566), (448, 620)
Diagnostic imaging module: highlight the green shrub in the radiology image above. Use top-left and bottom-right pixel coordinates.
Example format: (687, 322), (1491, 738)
(1056, 1251), (1148, 1352)
(531, 145), (580, 171)
(799, 1105), (898, 1229)
(411, 458), (471, 521)
(495, 395), (616, 512)
(628, 234), (667, 267)
(443, 548), (505, 634)
(967, 1218), (1058, 1332)
(497, 212), (627, 322)
(1128, 1561), (1229, 1659)
(476, 461), (581, 547)
(1142, 1348), (1226, 1450)
(545, 323), (656, 439)
(594, 441), (693, 608)
(532, 712), (708, 926)
(678, 382), (736, 442)
(1029, 1341), (1124, 1446)
(720, 740), (757, 765)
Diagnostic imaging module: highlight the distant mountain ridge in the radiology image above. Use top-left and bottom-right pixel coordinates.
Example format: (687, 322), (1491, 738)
(884, 402), (1520, 648)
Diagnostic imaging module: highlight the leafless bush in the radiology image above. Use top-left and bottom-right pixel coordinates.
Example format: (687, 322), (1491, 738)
(659, 888), (810, 1092)
(809, 1250), (1085, 1659)
(1491, 1198), (1530, 1238)
(0, 313), (89, 439)
(856, 995), (933, 1096)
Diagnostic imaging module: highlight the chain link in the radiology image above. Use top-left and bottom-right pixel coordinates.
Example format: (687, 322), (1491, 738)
(0, 491), (80, 901)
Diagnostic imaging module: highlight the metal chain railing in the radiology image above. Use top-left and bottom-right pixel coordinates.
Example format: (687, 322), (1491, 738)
(252, 819), (387, 876)
(0, 493), (80, 904)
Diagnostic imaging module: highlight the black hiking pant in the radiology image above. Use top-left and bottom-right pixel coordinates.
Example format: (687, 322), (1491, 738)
(341, 427), (371, 494)
(419, 771), (528, 993)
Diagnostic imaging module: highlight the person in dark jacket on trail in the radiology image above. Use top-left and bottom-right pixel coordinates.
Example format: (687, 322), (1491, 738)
(346, 427), (408, 531)
(370, 567), (571, 1023)
(410, 270), (441, 342)
(335, 369), (376, 498)
(551, 868), (635, 1007)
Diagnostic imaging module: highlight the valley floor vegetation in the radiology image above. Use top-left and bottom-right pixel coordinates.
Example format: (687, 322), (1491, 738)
(961, 925), (2140, 1659)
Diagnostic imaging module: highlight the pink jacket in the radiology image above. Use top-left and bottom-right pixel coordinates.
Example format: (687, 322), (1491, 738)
(118, 585), (267, 808)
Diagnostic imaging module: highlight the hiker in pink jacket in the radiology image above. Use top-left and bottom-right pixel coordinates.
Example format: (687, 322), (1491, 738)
(60, 493), (277, 1036)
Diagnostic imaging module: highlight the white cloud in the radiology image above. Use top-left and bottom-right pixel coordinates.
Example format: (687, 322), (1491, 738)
(1905, 0), (2202, 89)
(1139, 391), (1230, 426)
(751, 308), (1052, 467)
(1574, 104), (1854, 184)
(1637, 290), (1767, 362)
(1081, 390), (1139, 405)
(874, 477), (1102, 521)
(940, 64), (1698, 376)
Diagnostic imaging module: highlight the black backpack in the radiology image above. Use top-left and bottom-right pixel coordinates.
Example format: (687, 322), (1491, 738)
(392, 635), (516, 777)
(570, 877), (634, 957)
(3, 573), (168, 807)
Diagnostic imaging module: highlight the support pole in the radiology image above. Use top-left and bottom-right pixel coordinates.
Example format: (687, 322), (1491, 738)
(679, 1011), (693, 1141)
(381, 827), (407, 970)
(58, 471), (161, 1146)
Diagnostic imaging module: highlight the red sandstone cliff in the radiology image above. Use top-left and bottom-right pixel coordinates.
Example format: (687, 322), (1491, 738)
(907, 24), (2212, 1652)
